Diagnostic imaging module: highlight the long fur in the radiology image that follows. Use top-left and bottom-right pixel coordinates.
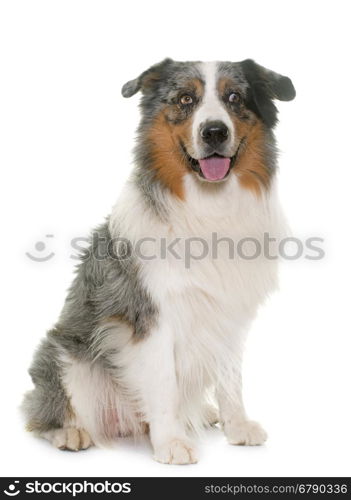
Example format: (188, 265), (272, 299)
(22, 59), (294, 463)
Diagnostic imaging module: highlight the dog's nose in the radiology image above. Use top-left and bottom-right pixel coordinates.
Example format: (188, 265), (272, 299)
(200, 121), (229, 147)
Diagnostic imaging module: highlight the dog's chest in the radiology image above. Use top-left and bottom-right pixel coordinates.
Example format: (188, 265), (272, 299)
(143, 219), (278, 327)
(140, 177), (282, 338)
(110, 176), (284, 412)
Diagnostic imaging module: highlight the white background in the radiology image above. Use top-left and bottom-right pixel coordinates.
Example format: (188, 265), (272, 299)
(1, 0), (350, 478)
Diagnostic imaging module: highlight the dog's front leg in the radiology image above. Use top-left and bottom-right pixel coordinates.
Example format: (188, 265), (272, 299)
(217, 363), (267, 446)
(134, 326), (197, 465)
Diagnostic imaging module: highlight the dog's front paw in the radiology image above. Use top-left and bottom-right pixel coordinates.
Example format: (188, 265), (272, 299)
(153, 439), (198, 465)
(224, 420), (267, 446)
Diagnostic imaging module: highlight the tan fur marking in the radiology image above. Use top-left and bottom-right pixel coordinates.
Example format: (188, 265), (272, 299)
(101, 314), (133, 328)
(146, 78), (204, 199)
(217, 77), (271, 195)
(189, 77), (203, 95)
(100, 314), (142, 345)
(147, 112), (192, 199)
(233, 119), (271, 195)
(218, 77), (233, 95)
(26, 420), (41, 432)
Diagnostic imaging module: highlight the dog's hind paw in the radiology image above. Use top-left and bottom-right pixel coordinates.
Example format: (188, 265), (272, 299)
(42, 427), (93, 451)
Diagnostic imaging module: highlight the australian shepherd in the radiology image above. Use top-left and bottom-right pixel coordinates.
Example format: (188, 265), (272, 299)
(22, 58), (295, 464)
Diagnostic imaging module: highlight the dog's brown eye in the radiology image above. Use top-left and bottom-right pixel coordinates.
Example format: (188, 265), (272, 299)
(180, 94), (193, 105)
(228, 92), (241, 104)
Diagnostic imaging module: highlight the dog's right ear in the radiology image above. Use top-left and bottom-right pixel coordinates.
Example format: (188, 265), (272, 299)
(121, 58), (173, 98)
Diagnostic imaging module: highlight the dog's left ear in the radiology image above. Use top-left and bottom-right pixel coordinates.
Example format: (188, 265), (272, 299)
(121, 58), (173, 98)
(241, 59), (296, 127)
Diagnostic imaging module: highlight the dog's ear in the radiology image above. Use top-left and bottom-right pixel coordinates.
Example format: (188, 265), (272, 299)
(121, 58), (174, 98)
(241, 59), (296, 127)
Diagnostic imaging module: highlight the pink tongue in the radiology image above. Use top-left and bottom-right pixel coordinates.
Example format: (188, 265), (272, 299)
(198, 156), (231, 181)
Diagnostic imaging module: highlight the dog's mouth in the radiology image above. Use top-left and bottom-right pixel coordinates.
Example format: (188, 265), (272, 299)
(181, 139), (245, 182)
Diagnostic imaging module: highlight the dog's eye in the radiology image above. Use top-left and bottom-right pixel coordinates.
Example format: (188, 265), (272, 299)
(179, 94), (193, 105)
(228, 92), (241, 104)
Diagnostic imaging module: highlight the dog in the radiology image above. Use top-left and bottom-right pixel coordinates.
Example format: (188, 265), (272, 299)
(22, 58), (295, 464)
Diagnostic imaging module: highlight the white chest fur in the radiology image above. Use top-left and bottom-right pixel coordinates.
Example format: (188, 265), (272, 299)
(135, 174), (283, 321)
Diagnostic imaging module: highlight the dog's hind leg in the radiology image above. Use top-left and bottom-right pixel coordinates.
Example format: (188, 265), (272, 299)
(41, 428), (93, 451)
(21, 335), (94, 451)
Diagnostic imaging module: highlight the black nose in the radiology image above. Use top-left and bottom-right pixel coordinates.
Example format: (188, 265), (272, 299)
(200, 121), (229, 147)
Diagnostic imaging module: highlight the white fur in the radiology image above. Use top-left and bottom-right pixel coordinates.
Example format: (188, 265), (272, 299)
(93, 173), (284, 461)
(60, 355), (145, 446)
(191, 61), (235, 158)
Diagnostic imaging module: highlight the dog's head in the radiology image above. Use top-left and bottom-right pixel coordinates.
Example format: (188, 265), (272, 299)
(122, 59), (295, 196)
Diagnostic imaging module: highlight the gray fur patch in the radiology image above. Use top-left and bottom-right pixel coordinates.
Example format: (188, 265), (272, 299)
(22, 336), (70, 432)
(59, 222), (158, 346)
(23, 223), (158, 431)
(131, 162), (170, 222)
